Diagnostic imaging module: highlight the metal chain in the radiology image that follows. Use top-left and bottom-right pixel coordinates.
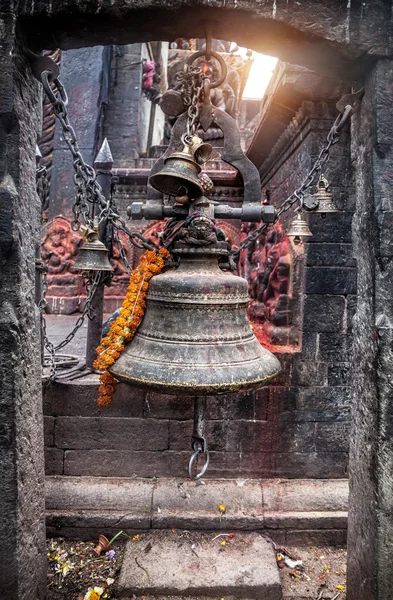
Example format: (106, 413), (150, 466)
(231, 103), (354, 261)
(54, 271), (102, 352)
(41, 73), (110, 231)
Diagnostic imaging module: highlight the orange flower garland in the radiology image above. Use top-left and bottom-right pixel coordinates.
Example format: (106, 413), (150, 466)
(94, 247), (170, 407)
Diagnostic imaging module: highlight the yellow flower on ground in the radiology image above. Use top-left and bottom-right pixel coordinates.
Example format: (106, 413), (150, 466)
(336, 585), (345, 592)
(218, 504), (226, 514)
(133, 534), (140, 541)
(221, 540), (227, 546)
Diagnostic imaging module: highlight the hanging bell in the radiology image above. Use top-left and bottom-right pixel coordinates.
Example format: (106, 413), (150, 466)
(187, 135), (213, 165)
(312, 176), (338, 215)
(287, 212), (313, 245)
(149, 136), (212, 199)
(109, 242), (281, 395)
(73, 227), (113, 272)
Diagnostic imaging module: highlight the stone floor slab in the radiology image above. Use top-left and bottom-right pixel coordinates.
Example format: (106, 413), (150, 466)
(117, 530), (281, 599)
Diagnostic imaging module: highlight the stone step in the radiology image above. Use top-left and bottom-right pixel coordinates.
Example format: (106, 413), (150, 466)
(117, 530), (282, 599)
(45, 476), (348, 546)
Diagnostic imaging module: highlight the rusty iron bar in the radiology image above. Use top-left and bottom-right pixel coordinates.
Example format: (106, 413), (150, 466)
(85, 140), (113, 369)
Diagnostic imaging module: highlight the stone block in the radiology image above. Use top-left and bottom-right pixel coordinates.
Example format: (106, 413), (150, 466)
(296, 386), (351, 419)
(264, 511), (347, 530)
(117, 532), (281, 599)
(227, 420), (275, 452)
(305, 267), (357, 295)
(273, 452), (348, 478)
(55, 416), (169, 451)
(291, 360), (327, 386)
(64, 450), (241, 478)
(306, 243), (355, 266)
(277, 422), (316, 452)
(152, 478), (263, 530)
(328, 363), (351, 386)
(303, 295), (345, 331)
(300, 331), (318, 359)
(268, 386), (298, 415)
(285, 529), (347, 547)
(319, 332), (353, 361)
(44, 377), (145, 418)
(44, 415), (55, 446)
(262, 478), (348, 512)
(206, 390), (263, 421)
(45, 448), (64, 475)
(307, 211), (353, 243)
(239, 452), (275, 478)
(143, 392), (194, 419)
(46, 476), (153, 510)
(315, 422), (351, 452)
(64, 449), (170, 477)
(347, 294), (357, 332)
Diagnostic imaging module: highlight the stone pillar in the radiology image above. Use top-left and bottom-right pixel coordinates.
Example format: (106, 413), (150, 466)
(50, 46), (110, 218)
(0, 20), (46, 600)
(347, 59), (393, 600)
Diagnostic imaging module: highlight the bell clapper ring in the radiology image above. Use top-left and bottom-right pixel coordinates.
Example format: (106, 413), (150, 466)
(189, 437), (210, 480)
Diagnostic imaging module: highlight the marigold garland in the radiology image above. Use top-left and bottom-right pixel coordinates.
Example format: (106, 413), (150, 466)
(94, 247), (170, 407)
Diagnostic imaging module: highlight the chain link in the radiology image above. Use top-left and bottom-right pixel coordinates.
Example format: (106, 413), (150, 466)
(54, 271), (102, 352)
(231, 103), (354, 261)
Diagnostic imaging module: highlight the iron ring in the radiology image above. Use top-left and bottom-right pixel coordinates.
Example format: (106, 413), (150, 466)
(188, 448), (210, 480)
(185, 50), (227, 89)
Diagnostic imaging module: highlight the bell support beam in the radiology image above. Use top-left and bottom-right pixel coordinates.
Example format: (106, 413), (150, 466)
(127, 201), (276, 223)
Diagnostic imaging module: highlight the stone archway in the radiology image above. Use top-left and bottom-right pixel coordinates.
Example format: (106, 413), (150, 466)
(1, 1), (393, 598)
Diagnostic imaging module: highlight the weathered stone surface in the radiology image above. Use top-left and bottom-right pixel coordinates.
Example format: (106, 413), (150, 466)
(291, 360), (327, 386)
(305, 266), (357, 295)
(44, 415), (55, 446)
(0, 29), (46, 599)
(296, 386), (351, 420)
(55, 416), (169, 450)
(44, 476), (349, 543)
(17, 0), (393, 82)
(263, 479), (348, 512)
(328, 363), (351, 386)
(43, 377), (145, 417)
(50, 46), (107, 217)
(303, 295), (345, 332)
(306, 243), (355, 267)
(45, 448), (64, 475)
(319, 332), (353, 361)
(307, 212), (354, 243)
(152, 478), (263, 530)
(64, 449), (242, 478)
(346, 59), (392, 600)
(46, 476), (153, 510)
(118, 531), (281, 599)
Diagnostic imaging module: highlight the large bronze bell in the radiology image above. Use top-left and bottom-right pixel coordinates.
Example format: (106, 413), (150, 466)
(109, 241), (281, 395)
(73, 227), (113, 272)
(149, 136), (212, 199)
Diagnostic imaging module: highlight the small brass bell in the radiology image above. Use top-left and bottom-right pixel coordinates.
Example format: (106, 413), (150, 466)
(149, 136), (212, 199)
(187, 135), (213, 165)
(73, 226), (113, 272)
(312, 176), (338, 216)
(287, 212), (312, 245)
